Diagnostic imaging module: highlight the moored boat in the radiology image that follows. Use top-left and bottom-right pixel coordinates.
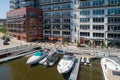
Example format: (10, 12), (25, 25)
(101, 58), (120, 80)
(57, 55), (76, 74)
(26, 51), (47, 64)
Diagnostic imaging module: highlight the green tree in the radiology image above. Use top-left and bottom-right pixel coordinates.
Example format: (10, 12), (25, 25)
(1, 24), (7, 34)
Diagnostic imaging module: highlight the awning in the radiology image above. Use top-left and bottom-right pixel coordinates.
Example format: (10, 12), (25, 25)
(38, 37), (43, 40)
(57, 37), (62, 41)
(49, 37), (54, 41)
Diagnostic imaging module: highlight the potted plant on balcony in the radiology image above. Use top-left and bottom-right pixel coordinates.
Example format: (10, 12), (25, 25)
(117, 1), (120, 5)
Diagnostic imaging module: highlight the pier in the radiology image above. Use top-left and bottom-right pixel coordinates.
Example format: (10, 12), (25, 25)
(0, 50), (38, 63)
(69, 55), (81, 80)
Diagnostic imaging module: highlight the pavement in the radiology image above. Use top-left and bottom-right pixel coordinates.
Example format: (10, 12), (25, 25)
(0, 33), (28, 50)
(0, 32), (120, 57)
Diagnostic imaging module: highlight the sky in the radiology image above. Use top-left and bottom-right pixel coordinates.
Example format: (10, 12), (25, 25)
(0, 0), (9, 19)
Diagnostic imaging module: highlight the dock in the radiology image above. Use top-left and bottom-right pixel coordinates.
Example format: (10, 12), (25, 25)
(69, 55), (81, 80)
(0, 50), (38, 63)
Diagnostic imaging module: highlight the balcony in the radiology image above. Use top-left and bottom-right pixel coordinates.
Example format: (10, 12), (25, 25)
(40, 0), (72, 6)
(79, 3), (120, 9)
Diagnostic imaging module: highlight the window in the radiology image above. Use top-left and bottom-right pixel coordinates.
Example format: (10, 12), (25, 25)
(93, 25), (104, 30)
(80, 10), (90, 16)
(62, 31), (70, 35)
(93, 0), (104, 6)
(62, 11), (70, 16)
(53, 12), (60, 16)
(108, 17), (120, 23)
(93, 17), (104, 23)
(62, 4), (70, 9)
(80, 18), (90, 22)
(53, 31), (60, 34)
(93, 33), (104, 37)
(108, 8), (120, 15)
(108, 33), (120, 38)
(108, 0), (120, 5)
(80, 1), (91, 7)
(108, 25), (120, 31)
(80, 25), (90, 30)
(62, 19), (70, 23)
(80, 32), (90, 36)
(44, 12), (51, 17)
(93, 9), (104, 15)
(62, 25), (70, 30)
(53, 5), (60, 10)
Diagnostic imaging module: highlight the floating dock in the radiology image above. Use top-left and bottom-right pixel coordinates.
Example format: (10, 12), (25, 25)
(69, 55), (81, 80)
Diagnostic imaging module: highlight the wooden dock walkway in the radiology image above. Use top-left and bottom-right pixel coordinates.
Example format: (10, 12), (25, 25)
(0, 50), (38, 63)
(69, 55), (81, 80)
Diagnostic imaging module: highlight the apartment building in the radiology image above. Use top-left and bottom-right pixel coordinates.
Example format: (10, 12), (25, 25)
(9, 0), (35, 10)
(6, 7), (43, 41)
(73, 0), (120, 47)
(35, 0), (73, 42)
(8, 0), (120, 47)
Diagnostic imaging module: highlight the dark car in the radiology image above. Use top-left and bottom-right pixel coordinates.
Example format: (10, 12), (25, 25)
(3, 40), (9, 45)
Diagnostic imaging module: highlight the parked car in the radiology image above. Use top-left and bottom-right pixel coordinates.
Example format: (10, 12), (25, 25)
(3, 40), (9, 45)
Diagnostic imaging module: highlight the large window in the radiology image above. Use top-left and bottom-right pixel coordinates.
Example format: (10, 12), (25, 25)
(80, 32), (90, 36)
(62, 4), (70, 9)
(93, 25), (104, 30)
(108, 25), (120, 31)
(53, 12), (60, 16)
(93, 9), (104, 15)
(108, 17), (120, 23)
(93, 33), (104, 37)
(108, 33), (120, 38)
(108, 0), (120, 5)
(44, 12), (51, 17)
(62, 11), (70, 16)
(80, 10), (90, 16)
(93, 0), (104, 6)
(53, 5), (60, 10)
(80, 18), (90, 22)
(62, 19), (70, 23)
(80, 1), (91, 7)
(108, 8), (120, 15)
(93, 17), (104, 23)
(80, 25), (90, 30)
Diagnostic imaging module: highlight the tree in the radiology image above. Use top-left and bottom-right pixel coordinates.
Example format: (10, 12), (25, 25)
(1, 24), (7, 34)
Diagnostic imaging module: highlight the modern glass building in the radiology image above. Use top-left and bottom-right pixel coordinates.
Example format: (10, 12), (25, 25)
(73, 0), (120, 47)
(8, 0), (120, 47)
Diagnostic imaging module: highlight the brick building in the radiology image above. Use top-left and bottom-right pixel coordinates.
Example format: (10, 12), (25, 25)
(6, 7), (43, 41)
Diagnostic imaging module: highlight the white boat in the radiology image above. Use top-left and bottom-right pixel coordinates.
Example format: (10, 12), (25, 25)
(26, 51), (47, 64)
(81, 57), (85, 63)
(86, 57), (90, 64)
(101, 58), (120, 80)
(57, 55), (76, 74)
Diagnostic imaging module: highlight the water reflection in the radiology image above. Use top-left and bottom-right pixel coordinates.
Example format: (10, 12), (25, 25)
(0, 57), (69, 80)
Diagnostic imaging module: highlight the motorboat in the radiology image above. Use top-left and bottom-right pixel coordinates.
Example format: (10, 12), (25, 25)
(26, 51), (47, 64)
(101, 58), (120, 80)
(56, 49), (66, 54)
(81, 57), (85, 63)
(57, 55), (76, 74)
(86, 57), (90, 64)
(44, 52), (59, 66)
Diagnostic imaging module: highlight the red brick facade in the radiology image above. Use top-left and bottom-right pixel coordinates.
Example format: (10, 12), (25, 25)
(7, 7), (43, 42)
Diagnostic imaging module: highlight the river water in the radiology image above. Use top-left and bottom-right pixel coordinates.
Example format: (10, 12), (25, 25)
(0, 57), (103, 80)
(0, 57), (69, 80)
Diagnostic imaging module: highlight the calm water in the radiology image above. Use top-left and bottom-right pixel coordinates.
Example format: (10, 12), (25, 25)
(0, 57), (69, 80)
(78, 58), (104, 80)
(0, 57), (103, 80)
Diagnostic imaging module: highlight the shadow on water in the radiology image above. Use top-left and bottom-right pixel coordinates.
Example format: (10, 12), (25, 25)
(78, 58), (104, 80)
